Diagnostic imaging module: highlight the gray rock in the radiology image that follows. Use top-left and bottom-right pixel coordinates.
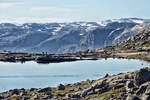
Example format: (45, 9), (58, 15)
(145, 85), (150, 95)
(30, 88), (36, 92)
(88, 98), (106, 100)
(136, 83), (149, 96)
(22, 97), (30, 100)
(67, 93), (81, 99)
(134, 68), (150, 86)
(0, 96), (4, 99)
(32, 94), (39, 100)
(126, 80), (135, 89)
(71, 94), (81, 98)
(57, 84), (65, 90)
(45, 92), (52, 95)
(94, 89), (101, 93)
(20, 88), (25, 91)
(81, 87), (93, 97)
(141, 94), (150, 100)
(42, 95), (53, 99)
(37, 87), (51, 93)
(11, 89), (19, 95)
(20, 91), (27, 96)
(126, 95), (141, 100)
(57, 93), (65, 97)
(104, 74), (109, 78)
(113, 83), (124, 89)
(124, 74), (129, 79)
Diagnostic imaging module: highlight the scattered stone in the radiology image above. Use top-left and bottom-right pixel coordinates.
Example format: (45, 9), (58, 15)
(113, 83), (124, 89)
(42, 95), (53, 99)
(11, 89), (19, 95)
(136, 83), (149, 96)
(22, 97), (30, 100)
(71, 94), (81, 98)
(57, 84), (65, 90)
(104, 74), (109, 78)
(81, 87), (93, 97)
(0, 96), (4, 99)
(32, 94), (39, 100)
(145, 85), (150, 95)
(124, 74), (129, 79)
(20, 91), (27, 96)
(126, 80), (135, 89)
(37, 87), (51, 93)
(30, 88), (36, 92)
(57, 93), (65, 97)
(126, 94), (141, 100)
(20, 88), (25, 91)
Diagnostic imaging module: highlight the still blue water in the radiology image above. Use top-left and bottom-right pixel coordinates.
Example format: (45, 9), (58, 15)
(0, 58), (149, 92)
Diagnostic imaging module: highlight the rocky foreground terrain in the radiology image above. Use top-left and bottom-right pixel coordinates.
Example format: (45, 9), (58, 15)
(1, 67), (150, 100)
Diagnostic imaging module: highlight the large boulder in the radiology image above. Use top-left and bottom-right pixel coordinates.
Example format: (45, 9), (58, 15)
(134, 68), (150, 86)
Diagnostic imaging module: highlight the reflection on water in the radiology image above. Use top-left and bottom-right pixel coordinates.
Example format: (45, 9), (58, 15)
(0, 75), (81, 78)
(0, 58), (149, 92)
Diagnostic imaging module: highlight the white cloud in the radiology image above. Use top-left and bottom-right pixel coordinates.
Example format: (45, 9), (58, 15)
(30, 6), (71, 12)
(0, 2), (23, 9)
(0, 17), (71, 24)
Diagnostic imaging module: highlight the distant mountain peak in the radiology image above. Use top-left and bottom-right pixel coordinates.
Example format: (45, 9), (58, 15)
(0, 18), (150, 53)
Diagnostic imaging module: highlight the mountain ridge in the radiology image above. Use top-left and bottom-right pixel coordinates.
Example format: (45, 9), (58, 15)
(0, 18), (150, 54)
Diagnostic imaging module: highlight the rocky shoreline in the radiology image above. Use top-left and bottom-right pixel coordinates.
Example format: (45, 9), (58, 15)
(1, 67), (150, 100)
(0, 51), (102, 64)
(1, 49), (149, 64)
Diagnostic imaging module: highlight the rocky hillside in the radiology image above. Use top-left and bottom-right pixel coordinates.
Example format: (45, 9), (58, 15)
(0, 18), (150, 54)
(118, 27), (150, 51)
(1, 67), (150, 100)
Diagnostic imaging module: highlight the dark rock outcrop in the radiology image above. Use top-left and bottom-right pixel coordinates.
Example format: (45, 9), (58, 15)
(134, 68), (150, 86)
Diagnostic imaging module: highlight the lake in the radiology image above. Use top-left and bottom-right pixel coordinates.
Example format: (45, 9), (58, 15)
(0, 58), (149, 92)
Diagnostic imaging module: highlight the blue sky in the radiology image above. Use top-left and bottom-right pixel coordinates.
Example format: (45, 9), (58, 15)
(0, 0), (150, 23)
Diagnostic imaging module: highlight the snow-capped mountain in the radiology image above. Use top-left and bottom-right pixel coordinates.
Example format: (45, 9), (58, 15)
(0, 18), (150, 53)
